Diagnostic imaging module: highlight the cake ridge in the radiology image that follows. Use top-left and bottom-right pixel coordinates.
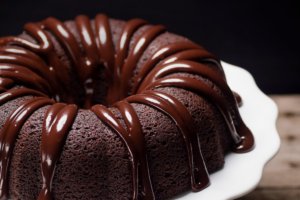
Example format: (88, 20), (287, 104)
(0, 13), (254, 200)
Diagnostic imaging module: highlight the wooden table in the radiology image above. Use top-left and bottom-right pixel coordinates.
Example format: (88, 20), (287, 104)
(237, 95), (300, 200)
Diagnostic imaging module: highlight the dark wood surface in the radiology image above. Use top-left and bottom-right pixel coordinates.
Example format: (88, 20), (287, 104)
(237, 95), (300, 200)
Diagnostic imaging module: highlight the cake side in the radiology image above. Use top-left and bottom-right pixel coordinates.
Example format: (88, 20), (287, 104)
(6, 68), (233, 200)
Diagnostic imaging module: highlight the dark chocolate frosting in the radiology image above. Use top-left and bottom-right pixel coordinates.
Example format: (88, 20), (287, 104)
(125, 91), (210, 192)
(0, 96), (55, 200)
(233, 91), (243, 107)
(0, 13), (254, 200)
(38, 103), (78, 200)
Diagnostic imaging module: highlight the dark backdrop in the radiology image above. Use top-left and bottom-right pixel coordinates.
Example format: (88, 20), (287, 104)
(0, 0), (299, 94)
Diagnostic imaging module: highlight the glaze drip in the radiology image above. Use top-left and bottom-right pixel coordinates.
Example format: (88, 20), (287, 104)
(0, 13), (254, 200)
(114, 101), (154, 200)
(0, 64), (52, 95)
(0, 89), (47, 104)
(0, 23), (71, 103)
(0, 78), (14, 89)
(0, 97), (55, 200)
(113, 19), (148, 103)
(91, 104), (141, 200)
(38, 103), (78, 200)
(158, 49), (226, 78)
(136, 59), (244, 138)
(119, 25), (167, 100)
(132, 42), (204, 94)
(233, 92), (243, 107)
(141, 76), (254, 150)
(129, 90), (210, 192)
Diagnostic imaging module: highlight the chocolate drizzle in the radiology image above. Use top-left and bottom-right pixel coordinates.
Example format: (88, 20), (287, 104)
(0, 23), (70, 103)
(132, 42), (204, 94)
(158, 49), (226, 78)
(119, 25), (167, 100)
(0, 78), (14, 89)
(0, 64), (52, 94)
(141, 76), (248, 147)
(38, 103), (78, 200)
(94, 14), (115, 106)
(233, 91), (243, 107)
(114, 101), (154, 200)
(113, 19), (148, 103)
(0, 87), (7, 94)
(92, 104), (153, 200)
(0, 13), (254, 200)
(0, 89), (48, 104)
(136, 60), (253, 149)
(0, 97), (55, 200)
(125, 91), (210, 192)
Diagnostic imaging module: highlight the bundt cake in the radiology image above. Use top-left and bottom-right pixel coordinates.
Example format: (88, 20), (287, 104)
(0, 13), (254, 200)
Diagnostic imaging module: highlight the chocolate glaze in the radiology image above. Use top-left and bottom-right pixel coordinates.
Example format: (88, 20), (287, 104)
(114, 101), (154, 200)
(0, 64), (52, 94)
(0, 97), (55, 200)
(75, 15), (99, 108)
(138, 90), (210, 192)
(132, 42), (204, 94)
(233, 92), (243, 107)
(0, 87), (7, 94)
(141, 76), (254, 152)
(38, 103), (78, 200)
(0, 23), (71, 103)
(0, 13), (254, 200)
(94, 14), (115, 107)
(0, 54), (52, 86)
(119, 25), (167, 100)
(92, 104), (140, 200)
(38, 17), (99, 108)
(113, 19), (148, 103)
(0, 78), (14, 89)
(137, 60), (250, 147)
(0, 88), (48, 104)
(158, 49), (226, 78)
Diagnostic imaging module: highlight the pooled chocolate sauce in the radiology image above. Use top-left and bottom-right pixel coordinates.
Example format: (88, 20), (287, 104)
(0, 13), (254, 200)
(233, 91), (243, 107)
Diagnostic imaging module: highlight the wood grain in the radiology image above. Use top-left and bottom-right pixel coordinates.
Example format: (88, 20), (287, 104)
(237, 95), (300, 200)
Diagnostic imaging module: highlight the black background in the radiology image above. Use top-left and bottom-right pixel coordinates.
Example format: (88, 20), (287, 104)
(0, 0), (299, 94)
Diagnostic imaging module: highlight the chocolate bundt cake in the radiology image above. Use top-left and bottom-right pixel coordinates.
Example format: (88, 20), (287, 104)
(0, 14), (254, 200)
